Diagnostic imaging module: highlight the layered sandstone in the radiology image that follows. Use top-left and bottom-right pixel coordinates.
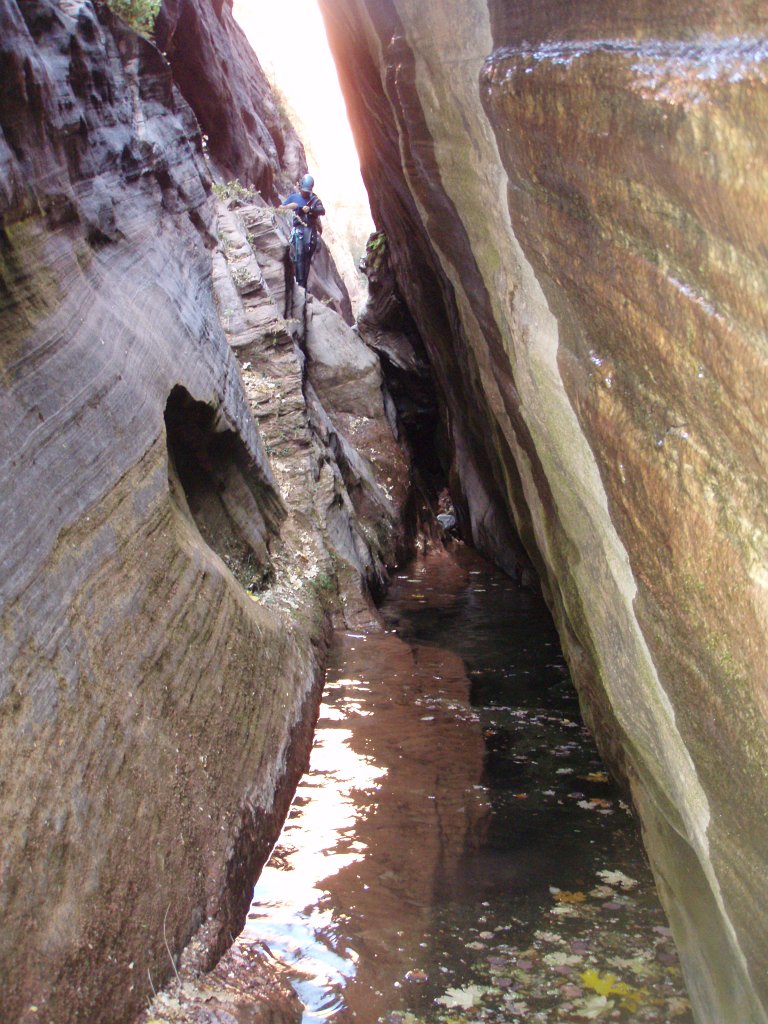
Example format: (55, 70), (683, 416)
(155, 0), (354, 323)
(318, 1), (768, 1021)
(155, 0), (302, 198)
(0, 2), (407, 1022)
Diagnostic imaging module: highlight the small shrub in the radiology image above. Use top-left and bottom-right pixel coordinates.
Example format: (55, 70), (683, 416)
(364, 231), (388, 272)
(106, 0), (160, 36)
(212, 180), (261, 207)
(230, 266), (252, 288)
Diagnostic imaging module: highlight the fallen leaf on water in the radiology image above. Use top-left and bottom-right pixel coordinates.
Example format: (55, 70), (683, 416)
(554, 890), (587, 903)
(580, 968), (649, 1013)
(573, 992), (612, 1018)
(581, 771), (609, 783)
(487, 955), (508, 968)
(560, 983), (584, 998)
(570, 940), (590, 954)
(435, 984), (492, 1009)
(597, 869), (638, 890)
(544, 951), (582, 966)
(590, 884), (614, 898)
(507, 1002), (529, 1015)
(405, 969), (428, 983)
(581, 968), (622, 996)
(607, 955), (655, 977)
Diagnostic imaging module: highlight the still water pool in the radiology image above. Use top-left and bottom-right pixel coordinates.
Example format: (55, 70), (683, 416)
(240, 547), (692, 1023)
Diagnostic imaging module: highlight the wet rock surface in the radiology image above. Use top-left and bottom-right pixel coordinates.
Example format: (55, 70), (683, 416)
(0, 2), (409, 1022)
(141, 940), (302, 1024)
(357, 233), (446, 539)
(211, 197), (410, 611)
(318, 1), (768, 1021)
(244, 548), (692, 1024)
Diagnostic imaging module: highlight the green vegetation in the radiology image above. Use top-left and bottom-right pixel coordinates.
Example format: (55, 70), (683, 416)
(313, 571), (334, 592)
(365, 231), (388, 273)
(230, 266), (253, 289)
(212, 180), (261, 207)
(106, 0), (160, 36)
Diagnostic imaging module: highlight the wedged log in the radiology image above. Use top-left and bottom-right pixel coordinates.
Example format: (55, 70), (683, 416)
(318, 1), (768, 1021)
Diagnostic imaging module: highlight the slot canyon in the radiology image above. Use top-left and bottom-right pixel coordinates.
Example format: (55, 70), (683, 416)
(1, 2), (766, 1023)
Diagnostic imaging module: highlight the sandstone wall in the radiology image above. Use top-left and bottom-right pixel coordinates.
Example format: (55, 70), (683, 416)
(155, 0), (303, 199)
(318, 1), (768, 1021)
(0, 2), (407, 1021)
(155, 0), (354, 324)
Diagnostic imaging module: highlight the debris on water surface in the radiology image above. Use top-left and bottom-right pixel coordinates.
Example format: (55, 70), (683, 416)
(435, 984), (493, 1009)
(412, 865), (692, 1024)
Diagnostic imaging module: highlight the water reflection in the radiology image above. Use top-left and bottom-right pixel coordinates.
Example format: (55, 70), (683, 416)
(241, 547), (690, 1023)
(242, 617), (488, 1021)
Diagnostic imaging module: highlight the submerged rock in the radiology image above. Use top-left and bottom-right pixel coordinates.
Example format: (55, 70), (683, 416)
(140, 939), (302, 1024)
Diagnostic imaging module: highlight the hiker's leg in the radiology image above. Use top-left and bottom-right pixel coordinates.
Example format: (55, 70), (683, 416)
(296, 228), (311, 288)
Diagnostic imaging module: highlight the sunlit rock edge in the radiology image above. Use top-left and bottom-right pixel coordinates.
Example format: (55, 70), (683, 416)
(317, 0), (768, 1022)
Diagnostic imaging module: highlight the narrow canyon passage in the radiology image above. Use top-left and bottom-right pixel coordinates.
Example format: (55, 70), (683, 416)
(240, 546), (691, 1023)
(3, 2), (767, 1021)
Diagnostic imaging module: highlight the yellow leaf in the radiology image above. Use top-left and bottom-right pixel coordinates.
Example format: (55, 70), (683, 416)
(581, 968), (617, 996)
(554, 890), (587, 903)
(580, 969), (649, 1011)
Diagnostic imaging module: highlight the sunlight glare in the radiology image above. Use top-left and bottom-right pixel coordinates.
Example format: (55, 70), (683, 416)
(232, 0), (373, 272)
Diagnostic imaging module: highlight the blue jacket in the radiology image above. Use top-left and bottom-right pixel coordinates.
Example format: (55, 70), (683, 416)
(282, 191), (325, 228)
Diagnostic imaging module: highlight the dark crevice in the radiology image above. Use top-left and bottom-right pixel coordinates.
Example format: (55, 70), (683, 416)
(164, 385), (276, 591)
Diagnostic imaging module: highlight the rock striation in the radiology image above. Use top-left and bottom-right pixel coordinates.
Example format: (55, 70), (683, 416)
(318, 1), (768, 1021)
(155, 0), (354, 324)
(155, 0), (302, 199)
(0, 2), (408, 1022)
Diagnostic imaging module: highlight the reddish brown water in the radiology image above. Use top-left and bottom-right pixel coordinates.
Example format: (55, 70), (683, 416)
(241, 546), (691, 1023)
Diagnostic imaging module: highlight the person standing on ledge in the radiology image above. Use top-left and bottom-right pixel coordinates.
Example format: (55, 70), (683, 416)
(278, 173), (325, 290)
